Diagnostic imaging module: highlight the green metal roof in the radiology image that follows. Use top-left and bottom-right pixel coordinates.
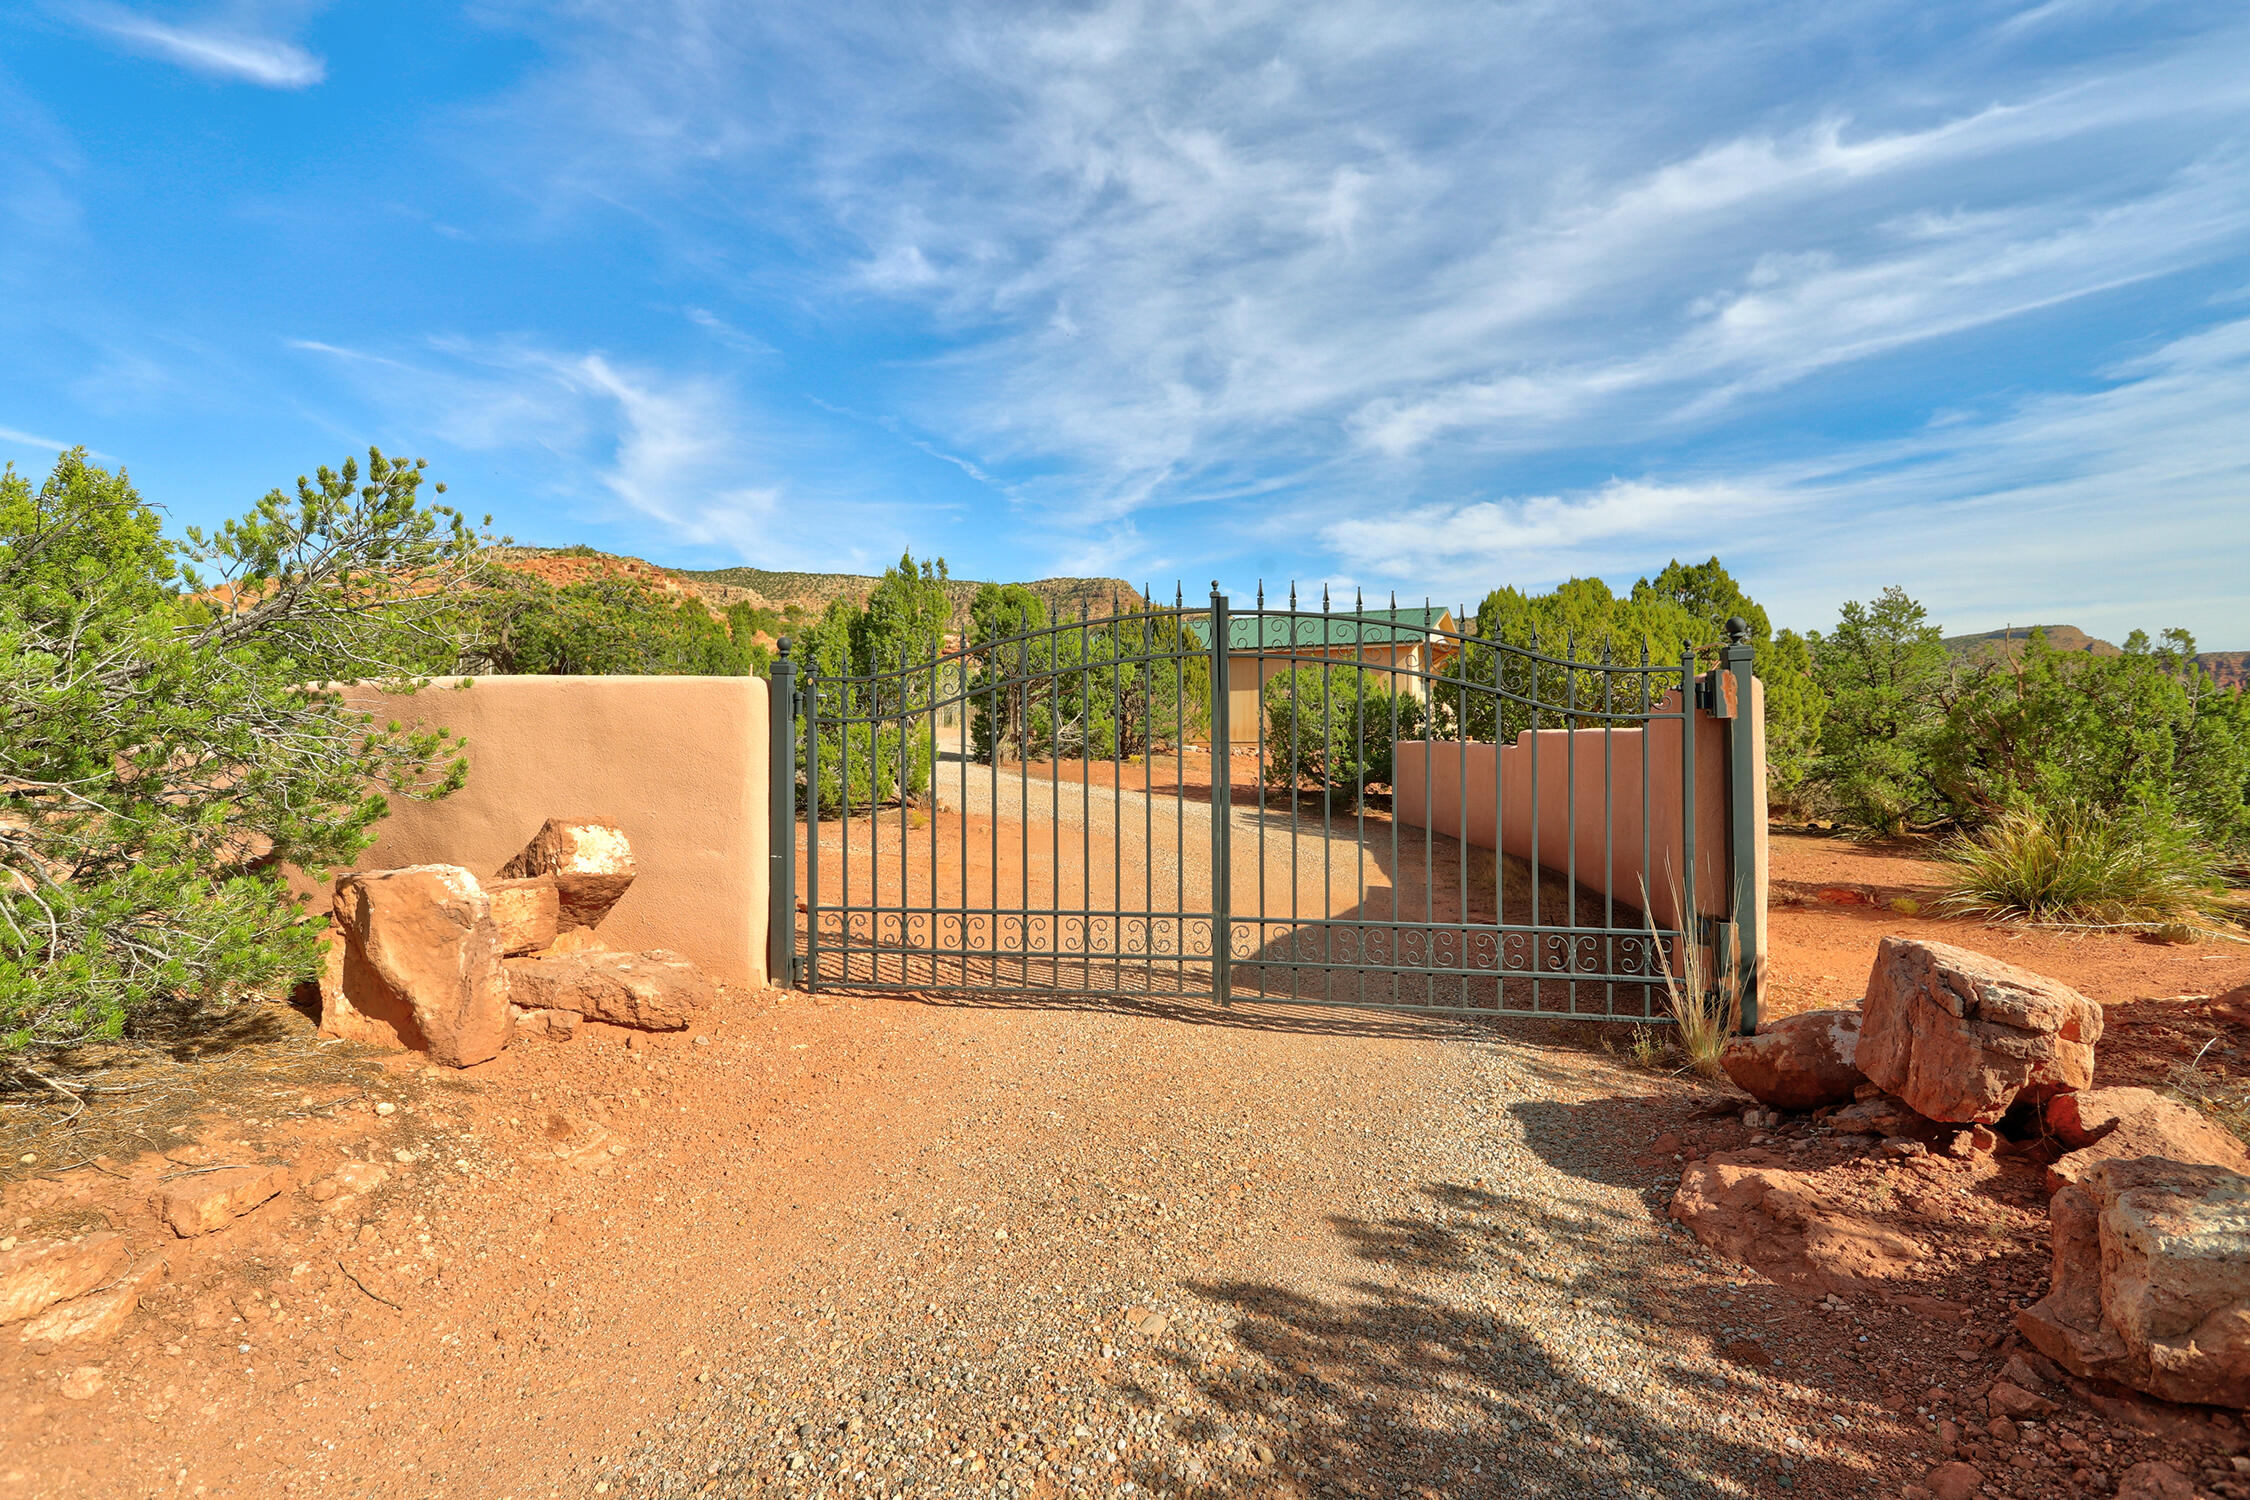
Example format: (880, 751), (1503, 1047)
(1183, 606), (1453, 651)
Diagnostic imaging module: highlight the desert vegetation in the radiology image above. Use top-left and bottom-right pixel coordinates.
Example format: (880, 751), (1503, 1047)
(0, 448), (480, 1057)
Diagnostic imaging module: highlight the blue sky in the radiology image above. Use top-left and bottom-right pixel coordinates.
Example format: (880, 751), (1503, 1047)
(4, 1), (2248, 643)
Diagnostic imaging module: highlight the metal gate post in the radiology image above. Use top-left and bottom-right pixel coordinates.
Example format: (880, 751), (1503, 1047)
(768, 640), (798, 990)
(1721, 618), (1762, 1033)
(1209, 584), (1232, 1007)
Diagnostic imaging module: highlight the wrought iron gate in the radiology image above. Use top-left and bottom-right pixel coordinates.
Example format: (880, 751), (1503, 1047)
(769, 587), (1762, 1027)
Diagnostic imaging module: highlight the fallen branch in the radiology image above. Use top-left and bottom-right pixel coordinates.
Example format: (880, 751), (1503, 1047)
(337, 1259), (402, 1311)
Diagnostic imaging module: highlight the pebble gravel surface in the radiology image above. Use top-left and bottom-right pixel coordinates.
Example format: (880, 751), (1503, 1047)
(601, 994), (1901, 1500)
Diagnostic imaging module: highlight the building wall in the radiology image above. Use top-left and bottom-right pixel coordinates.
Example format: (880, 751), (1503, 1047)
(1219, 644), (1434, 744)
(320, 675), (772, 986)
(1390, 681), (1766, 948)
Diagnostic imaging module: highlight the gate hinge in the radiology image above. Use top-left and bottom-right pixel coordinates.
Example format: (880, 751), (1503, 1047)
(1695, 669), (1737, 718)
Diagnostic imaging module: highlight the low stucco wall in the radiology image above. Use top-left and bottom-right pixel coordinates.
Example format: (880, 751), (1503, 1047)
(325, 675), (771, 987)
(1392, 682), (1766, 948)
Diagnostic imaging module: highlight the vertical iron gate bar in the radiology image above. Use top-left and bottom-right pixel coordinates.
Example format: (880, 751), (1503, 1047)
(1390, 604), (1404, 1011)
(1425, 607), (1439, 1008)
(1110, 597), (1122, 991)
(1254, 586), (1268, 1002)
(1209, 584), (1232, 1006)
(1527, 630), (1541, 1014)
(804, 665), (821, 993)
(1491, 626), (1505, 1010)
(1353, 594), (1368, 1008)
(770, 640), (797, 990)
(1601, 640), (1616, 1018)
(928, 632), (940, 993)
(1321, 589), (1334, 993)
(1017, 627), (1029, 990)
(1565, 633), (1578, 1014)
(869, 648), (880, 981)
(1296, 593), (1314, 1002)
(1640, 640), (1653, 1022)
(1455, 609), (1468, 1008)
(1725, 617), (1762, 1033)
(1679, 645), (1700, 1004)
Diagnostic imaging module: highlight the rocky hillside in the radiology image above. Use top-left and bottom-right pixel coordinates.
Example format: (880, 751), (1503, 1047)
(1945, 623), (2245, 686)
(1942, 624), (2121, 659)
(673, 565), (1146, 628)
(502, 548), (1142, 630)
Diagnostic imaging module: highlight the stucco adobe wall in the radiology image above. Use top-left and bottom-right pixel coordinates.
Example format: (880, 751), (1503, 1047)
(329, 675), (770, 986)
(1392, 680), (1767, 952)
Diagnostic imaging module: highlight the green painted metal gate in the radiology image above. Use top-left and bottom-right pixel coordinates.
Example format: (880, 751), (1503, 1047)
(769, 586), (1762, 1027)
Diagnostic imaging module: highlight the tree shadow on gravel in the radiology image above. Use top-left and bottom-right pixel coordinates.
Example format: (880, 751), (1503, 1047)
(1120, 1178), (1916, 1500)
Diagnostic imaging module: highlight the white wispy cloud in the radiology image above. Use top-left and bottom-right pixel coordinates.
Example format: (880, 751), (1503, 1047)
(1332, 309), (2250, 638)
(0, 424), (83, 455)
(285, 336), (919, 567)
(1320, 480), (1782, 583)
(79, 4), (325, 89)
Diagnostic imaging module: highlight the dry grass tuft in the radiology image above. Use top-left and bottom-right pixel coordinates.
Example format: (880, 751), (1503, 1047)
(2166, 1039), (2250, 1149)
(1640, 875), (1747, 1079)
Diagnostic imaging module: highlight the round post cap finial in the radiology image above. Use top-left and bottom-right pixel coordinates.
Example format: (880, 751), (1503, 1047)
(1725, 616), (1751, 644)
(777, 636), (791, 656)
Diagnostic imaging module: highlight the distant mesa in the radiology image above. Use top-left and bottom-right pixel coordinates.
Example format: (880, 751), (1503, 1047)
(1942, 623), (2246, 689)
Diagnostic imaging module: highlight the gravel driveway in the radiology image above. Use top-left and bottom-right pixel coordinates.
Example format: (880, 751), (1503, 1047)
(602, 994), (1890, 1500)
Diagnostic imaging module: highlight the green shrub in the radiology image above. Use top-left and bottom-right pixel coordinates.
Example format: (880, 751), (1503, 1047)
(1937, 801), (2229, 929)
(1260, 665), (1436, 806)
(807, 720), (936, 817)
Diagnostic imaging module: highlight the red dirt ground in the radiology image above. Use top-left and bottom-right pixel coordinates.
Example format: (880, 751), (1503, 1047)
(1, 830), (2244, 1499)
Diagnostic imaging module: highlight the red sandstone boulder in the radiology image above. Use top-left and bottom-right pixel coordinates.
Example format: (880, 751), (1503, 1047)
(19, 1255), (167, 1344)
(502, 949), (714, 1031)
(2018, 1157), (2250, 1409)
(1670, 1153), (1930, 1294)
(1826, 1091), (1943, 1140)
(546, 926), (611, 955)
(0, 1233), (131, 1325)
(1720, 1008), (1864, 1111)
(1855, 937), (2101, 1123)
(331, 865), (513, 1067)
(2045, 1087), (2250, 1194)
(499, 821), (636, 931)
(486, 876), (561, 956)
(2117, 1462), (2199, 1500)
(154, 1164), (292, 1237)
(509, 1006), (581, 1041)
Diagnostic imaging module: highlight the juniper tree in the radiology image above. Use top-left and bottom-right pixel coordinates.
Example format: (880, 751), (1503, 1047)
(1, 447), (484, 1056)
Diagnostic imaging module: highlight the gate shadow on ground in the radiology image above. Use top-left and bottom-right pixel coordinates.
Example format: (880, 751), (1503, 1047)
(859, 985), (1676, 1049)
(1117, 1172), (1899, 1500)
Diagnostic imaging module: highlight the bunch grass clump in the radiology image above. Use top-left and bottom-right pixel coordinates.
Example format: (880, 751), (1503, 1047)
(1937, 801), (2231, 931)
(1641, 875), (1747, 1078)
